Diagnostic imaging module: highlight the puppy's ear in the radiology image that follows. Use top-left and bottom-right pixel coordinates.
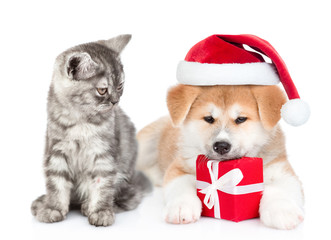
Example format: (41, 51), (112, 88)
(251, 85), (287, 130)
(167, 84), (200, 126)
(66, 52), (98, 80)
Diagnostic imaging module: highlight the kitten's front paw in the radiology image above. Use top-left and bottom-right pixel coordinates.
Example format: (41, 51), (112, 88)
(81, 202), (89, 217)
(36, 208), (65, 223)
(260, 199), (304, 230)
(31, 195), (46, 216)
(88, 209), (115, 227)
(164, 195), (202, 224)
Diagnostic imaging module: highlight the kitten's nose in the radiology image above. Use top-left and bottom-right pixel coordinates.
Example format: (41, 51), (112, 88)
(110, 96), (119, 105)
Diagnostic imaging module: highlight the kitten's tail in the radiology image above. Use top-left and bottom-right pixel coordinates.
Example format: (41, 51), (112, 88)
(114, 171), (152, 213)
(130, 170), (153, 196)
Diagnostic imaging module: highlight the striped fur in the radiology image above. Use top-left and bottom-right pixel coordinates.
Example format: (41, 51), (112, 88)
(31, 35), (151, 226)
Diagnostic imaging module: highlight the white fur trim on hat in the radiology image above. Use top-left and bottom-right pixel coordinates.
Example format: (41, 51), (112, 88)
(281, 99), (310, 126)
(177, 61), (280, 86)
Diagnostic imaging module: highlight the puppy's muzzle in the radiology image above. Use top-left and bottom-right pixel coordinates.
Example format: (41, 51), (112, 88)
(213, 141), (231, 155)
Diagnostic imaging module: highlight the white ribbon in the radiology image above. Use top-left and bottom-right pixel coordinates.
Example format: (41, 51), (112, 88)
(196, 160), (264, 219)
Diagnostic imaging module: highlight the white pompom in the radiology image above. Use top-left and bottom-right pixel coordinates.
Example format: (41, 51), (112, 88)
(280, 99), (310, 126)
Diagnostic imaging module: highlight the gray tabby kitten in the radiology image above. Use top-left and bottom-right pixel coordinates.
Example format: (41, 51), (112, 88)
(31, 35), (151, 226)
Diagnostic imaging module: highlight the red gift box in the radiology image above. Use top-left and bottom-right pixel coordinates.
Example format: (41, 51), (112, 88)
(196, 155), (264, 222)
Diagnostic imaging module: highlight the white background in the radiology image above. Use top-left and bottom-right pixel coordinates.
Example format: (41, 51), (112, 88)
(0, 0), (330, 239)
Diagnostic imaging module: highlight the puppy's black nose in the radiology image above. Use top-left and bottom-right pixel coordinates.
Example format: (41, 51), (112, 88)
(213, 141), (231, 155)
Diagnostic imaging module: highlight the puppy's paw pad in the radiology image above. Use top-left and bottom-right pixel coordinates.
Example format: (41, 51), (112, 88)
(164, 196), (202, 224)
(36, 208), (64, 223)
(260, 199), (304, 230)
(88, 210), (115, 227)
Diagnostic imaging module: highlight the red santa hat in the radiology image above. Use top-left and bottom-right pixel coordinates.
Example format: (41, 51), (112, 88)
(176, 34), (310, 127)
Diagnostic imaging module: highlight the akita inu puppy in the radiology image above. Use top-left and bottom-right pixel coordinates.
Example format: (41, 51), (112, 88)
(137, 84), (304, 230)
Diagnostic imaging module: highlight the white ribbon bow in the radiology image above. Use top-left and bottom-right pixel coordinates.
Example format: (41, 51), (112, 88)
(196, 160), (264, 219)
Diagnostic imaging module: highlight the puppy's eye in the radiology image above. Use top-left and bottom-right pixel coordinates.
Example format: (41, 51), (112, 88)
(97, 88), (107, 95)
(203, 116), (215, 124)
(235, 117), (247, 124)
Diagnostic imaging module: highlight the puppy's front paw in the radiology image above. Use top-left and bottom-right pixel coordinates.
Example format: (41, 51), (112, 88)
(88, 209), (115, 227)
(260, 199), (304, 230)
(36, 208), (65, 223)
(164, 195), (202, 224)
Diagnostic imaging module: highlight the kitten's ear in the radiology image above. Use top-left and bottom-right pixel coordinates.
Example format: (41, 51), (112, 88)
(99, 34), (132, 54)
(66, 52), (98, 80)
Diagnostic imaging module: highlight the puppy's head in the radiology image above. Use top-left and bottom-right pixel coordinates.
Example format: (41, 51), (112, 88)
(167, 84), (286, 160)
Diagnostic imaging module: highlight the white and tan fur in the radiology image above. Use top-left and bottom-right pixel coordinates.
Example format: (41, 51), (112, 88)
(137, 84), (304, 230)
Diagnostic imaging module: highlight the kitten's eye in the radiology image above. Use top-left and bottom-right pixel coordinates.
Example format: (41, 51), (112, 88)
(203, 116), (215, 124)
(235, 117), (247, 124)
(97, 88), (108, 95)
(117, 82), (124, 91)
